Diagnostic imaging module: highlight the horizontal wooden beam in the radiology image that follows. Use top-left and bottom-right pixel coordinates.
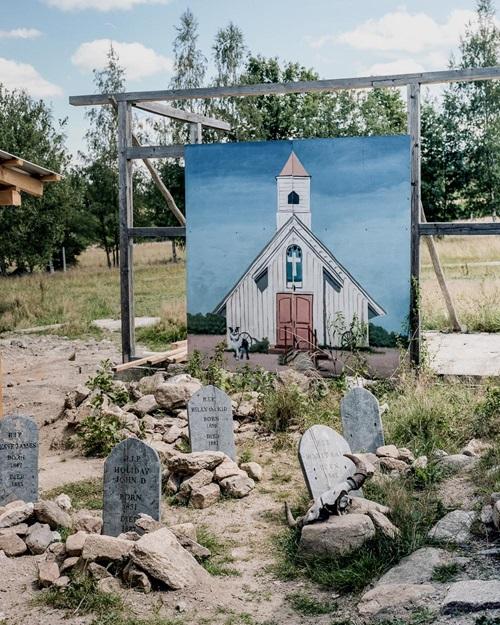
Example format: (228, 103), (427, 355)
(134, 102), (231, 131)
(419, 222), (500, 236)
(69, 66), (500, 106)
(0, 188), (21, 206)
(40, 173), (62, 182)
(126, 145), (185, 160)
(2, 158), (23, 168)
(128, 226), (186, 238)
(0, 166), (43, 197)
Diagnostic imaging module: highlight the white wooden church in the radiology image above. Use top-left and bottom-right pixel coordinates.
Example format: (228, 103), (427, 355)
(214, 152), (385, 350)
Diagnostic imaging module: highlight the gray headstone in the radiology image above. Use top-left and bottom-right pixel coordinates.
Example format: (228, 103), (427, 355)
(298, 425), (356, 499)
(103, 438), (161, 537)
(340, 387), (384, 453)
(0, 415), (39, 505)
(188, 385), (236, 460)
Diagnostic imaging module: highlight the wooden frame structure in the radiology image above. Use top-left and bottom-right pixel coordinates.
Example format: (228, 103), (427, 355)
(0, 149), (61, 206)
(70, 65), (500, 365)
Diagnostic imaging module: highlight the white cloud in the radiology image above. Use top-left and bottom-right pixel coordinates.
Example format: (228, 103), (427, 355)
(45, 0), (169, 11)
(313, 9), (481, 54)
(0, 58), (63, 97)
(0, 28), (42, 39)
(72, 39), (172, 81)
(364, 59), (426, 77)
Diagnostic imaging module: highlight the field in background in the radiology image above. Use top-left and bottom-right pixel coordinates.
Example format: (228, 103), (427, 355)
(0, 236), (498, 345)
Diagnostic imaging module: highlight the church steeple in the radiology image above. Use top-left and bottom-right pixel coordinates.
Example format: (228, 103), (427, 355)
(276, 152), (311, 230)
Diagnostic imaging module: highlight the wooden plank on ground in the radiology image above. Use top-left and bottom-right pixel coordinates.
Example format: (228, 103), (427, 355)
(113, 343), (187, 372)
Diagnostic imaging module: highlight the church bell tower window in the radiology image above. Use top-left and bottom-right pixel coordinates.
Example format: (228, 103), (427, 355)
(288, 190), (300, 205)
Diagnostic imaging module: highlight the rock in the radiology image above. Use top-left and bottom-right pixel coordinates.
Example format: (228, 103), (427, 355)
(121, 412), (141, 436)
(481, 504), (494, 525)
(154, 374), (202, 410)
(38, 561), (60, 587)
(348, 497), (390, 515)
(220, 474), (255, 498)
(135, 514), (162, 534)
(47, 541), (66, 560)
(231, 391), (262, 417)
(130, 527), (209, 590)
(54, 494), (72, 512)
(165, 473), (182, 495)
(149, 440), (174, 463)
(368, 511), (400, 539)
(34, 500), (72, 530)
(138, 372), (165, 396)
(118, 531), (141, 541)
(53, 575), (70, 588)
(461, 439), (491, 457)
(376, 445), (400, 459)
(213, 457), (241, 482)
(25, 523), (55, 554)
(179, 469), (213, 497)
(191, 483), (221, 509)
(124, 564), (152, 593)
(432, 449), (448, 459)
(88, 562), (112, 580)
(398, 448), (415, 464)
(0, 533), (27, 556)
(97, 577), (122, 594)
(131, 394), (158, 415)
(172, 534), (210, 559)
(82, 534), (134, 562)
(413, 456), (428, 470)
(0, 502), (34, 528)
(163, 425), (183, 444)
(379, 457), (410, 473)
(74, 384), (91, 406)
(240, 462), (263, 482)
(168, 451), (226, 475)
(492, 500), (500, 530)
(359, 583), (436, 617)
(378, 547), (454, 585)
(491, 492), (500, 504)
(442, 580), (500, 614)
(170, 523), (197, 542)
(60, 556), (80, 574)
(276, 369), (310, 392)
(73, 512), (103, 534)
(428, 510), (477, 544)
(437, 454), (476, 472)
(299, 514), (376, 557)
(66, 531), (87, 556)
(0, 523), (29, 536)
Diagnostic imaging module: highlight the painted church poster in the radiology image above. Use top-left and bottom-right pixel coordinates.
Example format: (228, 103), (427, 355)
(186, 137), (411, 376)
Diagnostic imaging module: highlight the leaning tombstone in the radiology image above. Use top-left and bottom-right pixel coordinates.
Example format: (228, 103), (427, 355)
(340, 387), (384, 453)
(188, 385), (236, 460)
(103, 438), (161, 537)
(298, 424), (358, 499)
(0, 415), (39, 506)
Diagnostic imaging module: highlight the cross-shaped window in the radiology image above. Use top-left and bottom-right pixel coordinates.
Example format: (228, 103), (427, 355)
(286, 245), (303, 287)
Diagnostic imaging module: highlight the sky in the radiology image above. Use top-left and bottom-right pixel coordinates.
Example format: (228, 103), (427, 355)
(0, 0), (494, 157)
(186, 136), (411, 334)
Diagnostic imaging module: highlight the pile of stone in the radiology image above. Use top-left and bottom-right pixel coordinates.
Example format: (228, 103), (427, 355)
(38, 514), (210, 593)
(164, 450), (262, 508)
(0, 495), (101, 559)
(353, 444), (426, 477)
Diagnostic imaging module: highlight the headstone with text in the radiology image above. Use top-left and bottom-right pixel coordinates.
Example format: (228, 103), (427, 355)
(103, 438), (161, 537)
(298, 424), (357, 499)
(0, 415), (39, 505)
(340, 387), (384, 453)
(188, 385), (236, 460)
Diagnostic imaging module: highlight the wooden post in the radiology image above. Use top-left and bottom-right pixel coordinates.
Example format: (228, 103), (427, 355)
(118, 101), (135, 363)
(421, 204), (462, 332)
(62, 247), (67, 272)
(408, 83), (421, 366)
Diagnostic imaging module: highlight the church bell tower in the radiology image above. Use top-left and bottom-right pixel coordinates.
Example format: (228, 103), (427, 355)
(276, 152), (311, 230)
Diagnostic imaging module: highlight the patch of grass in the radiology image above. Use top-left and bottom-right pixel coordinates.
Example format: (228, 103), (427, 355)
(258, 384), (309, 432)
(274, 476), (444, 593)
(476, 617), (500, 625)
(431, 562), (460, 583)
(136, 319), (187, 351)
(196, 526), (239, 577)
(94, 615), (183, 625)
(37, 574), (122, 616)
(286, 591), (337, 615)
(239, 447), (254, 464)
(43, 479), (103, 510)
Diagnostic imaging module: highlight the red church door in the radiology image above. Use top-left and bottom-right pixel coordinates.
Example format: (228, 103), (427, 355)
(276, 293), (313, 349)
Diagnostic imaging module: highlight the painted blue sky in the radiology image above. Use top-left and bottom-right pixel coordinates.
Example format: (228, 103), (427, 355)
(186, 136), (411, 334)
(0, 1), (492, 156)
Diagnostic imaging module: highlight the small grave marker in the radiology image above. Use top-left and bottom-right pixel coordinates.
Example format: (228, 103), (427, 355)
(340, 387), (384, 453)
(188, 385), (236, 460)
(103, 438), (161, 537)
(0, 415), (39, 505)
(298, 425), (357, 499)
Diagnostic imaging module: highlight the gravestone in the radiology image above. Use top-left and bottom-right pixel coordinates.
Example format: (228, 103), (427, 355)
(103, 438), (161, 537)
(340, 387), (384, 453)
(0, 415), (39, 505)
(188, 385), (236, 460)
(298, 425), (357, 499)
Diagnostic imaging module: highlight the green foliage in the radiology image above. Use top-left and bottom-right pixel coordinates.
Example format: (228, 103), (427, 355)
(286, 591), (337, 615)
(431, 562), (461, 583)
(37, 574), (122, 615)
(187, 312), (226, 335)
(43, 479), (103, 510)
(78, 412), (122, 457)
(249, 337), (269, 354)
(473, 384), (500, 437)
(87, 360), (129, 406)
(196, 526), (239, 576)
(136, 319), (187, 351)
(369, 324), (399, 348)
(258, 384), (309, 432)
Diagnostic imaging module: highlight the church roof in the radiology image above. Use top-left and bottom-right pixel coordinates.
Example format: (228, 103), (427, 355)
(278, 152), (309, 177)
(213, 214), (386, 317)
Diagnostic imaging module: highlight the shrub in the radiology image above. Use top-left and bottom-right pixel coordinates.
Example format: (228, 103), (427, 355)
(258, 384), (309, 432)
(187, 312), (226, 334)
(369, 323), (399, 348)
(473, 385), (500, 438)
(77, 412), (122, 457)
(135, 319), (186, 351)
(87, 360), (129, 407)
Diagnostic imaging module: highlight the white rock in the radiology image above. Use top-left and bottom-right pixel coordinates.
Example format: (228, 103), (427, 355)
(428, 510), (477, 544)
(167, 451), (226, 475)
(0, 502), (34, 528)
(359, 583), (435, 617)
(25, 523), (55, 554)
(219, 474), (255, 498)
(66, 531), (88, 557)
(82, 534), (134, 562)
(376, 445), (400, 459)
(442, 580), (500, 614)
(300, 514), (375, 557)
(240, 462), (263, 482)
(54, 494), (72, 512)
(154, 374), (202, 410)
(38, 561), (60, 587)
(190, 483), (221, 509)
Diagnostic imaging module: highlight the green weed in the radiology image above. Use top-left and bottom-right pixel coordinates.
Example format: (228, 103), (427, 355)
(431, 562), (461, 583)
(286, 591), (337, 615)
(196, 526), (239, 577)
(43, 479), (103, 510)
